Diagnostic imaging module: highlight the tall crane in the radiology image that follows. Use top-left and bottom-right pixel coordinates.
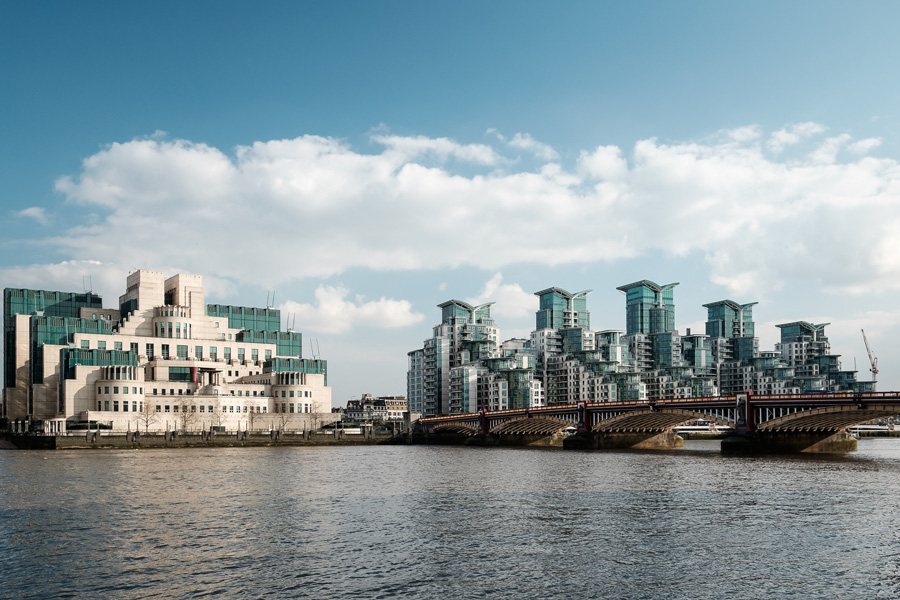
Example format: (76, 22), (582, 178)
(861, 329), (878, 391)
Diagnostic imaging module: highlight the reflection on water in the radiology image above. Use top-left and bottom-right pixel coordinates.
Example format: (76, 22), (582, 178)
(2, 440), (900, 599)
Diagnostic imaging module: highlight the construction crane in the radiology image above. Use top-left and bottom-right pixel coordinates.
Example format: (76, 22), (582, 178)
(861, 329), (878, 391)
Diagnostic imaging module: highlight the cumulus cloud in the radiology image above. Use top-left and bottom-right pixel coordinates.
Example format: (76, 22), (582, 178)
(279, 286), (425, 334)
(13, 206), (49, 224)
(370, 134), (501, 165)
(507, 133), (559, 162)
(16, 124), (899, 302)
(848, 137), (882, 155)
(465, 273), (538, 319)
(766, 122), (827, 153)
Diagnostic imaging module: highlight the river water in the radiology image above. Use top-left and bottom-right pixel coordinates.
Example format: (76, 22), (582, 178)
(2, 440), (899, 599)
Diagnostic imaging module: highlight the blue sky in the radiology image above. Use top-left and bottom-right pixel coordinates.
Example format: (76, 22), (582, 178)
(3, 1), (900, 404)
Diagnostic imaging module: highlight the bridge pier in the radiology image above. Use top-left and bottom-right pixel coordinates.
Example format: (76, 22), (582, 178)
(564, 430), (684, 450)
(721, 430), (858, 454)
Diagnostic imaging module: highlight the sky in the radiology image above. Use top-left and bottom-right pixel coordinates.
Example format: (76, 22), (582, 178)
(2, 1), (900, 406)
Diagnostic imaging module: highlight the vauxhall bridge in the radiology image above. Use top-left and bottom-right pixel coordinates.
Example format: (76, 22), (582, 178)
(418, 391), (900, 453)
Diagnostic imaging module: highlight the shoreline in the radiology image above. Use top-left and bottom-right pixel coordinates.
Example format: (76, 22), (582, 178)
(0, 431), (398, 450)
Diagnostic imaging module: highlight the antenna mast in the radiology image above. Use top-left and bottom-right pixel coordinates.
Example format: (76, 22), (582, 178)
(861, 329), (878, 391)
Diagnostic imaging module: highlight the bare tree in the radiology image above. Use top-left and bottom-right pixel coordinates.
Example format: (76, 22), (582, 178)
(276, 409), (290, 432)
(310, 398), (325, 431)
(210, 398), (226, 430)
(247, 405), (257, 432)
(176, 397), (198, 433)
(136, 399), (158, 433)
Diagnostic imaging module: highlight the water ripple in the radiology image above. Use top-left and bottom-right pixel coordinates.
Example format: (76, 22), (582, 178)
(1, 441), (900, 599)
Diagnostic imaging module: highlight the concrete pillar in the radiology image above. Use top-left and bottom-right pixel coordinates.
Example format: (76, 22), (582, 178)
(721, 430), (858, 454)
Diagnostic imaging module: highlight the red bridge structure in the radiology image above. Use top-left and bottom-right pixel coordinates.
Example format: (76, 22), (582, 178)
(418, 391), (900, 453)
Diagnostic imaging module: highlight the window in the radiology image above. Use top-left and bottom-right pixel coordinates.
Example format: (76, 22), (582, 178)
(251, 349), (259, 362)
(165, 405), (170, 412)
(238, 348), (245, 361)
(224, 348), (231, 361)
(97, 401), (101, 410)
(162, 344), (170, 359)
(200, 405), (205, 413)
(123, 401), (128, 412)
(113, 401), (119, 412)
(289, 391), (294, 398)
(265, 349), (272, 360)
(210, 347), (217, 360)
(195, 346), (203, 360)
(114, 342), (123, 350)
(98, 387), (101, 394)
(208, 406), (213, 412)
(113, 387), (119, 394)
(243, 406), (248, 413)
(281, 391), (285, 398)
(146, 343), (154, 358)
(131, 342), (138, 354)
(132, 387), (137, 394)
(153, 388), (158, 395)
(156, 405), (161, 412)
(177, 345), (188, 360)
(290, 404), (294, 413)
(173, 405), (179, 413)
(104, 386), (110, 394)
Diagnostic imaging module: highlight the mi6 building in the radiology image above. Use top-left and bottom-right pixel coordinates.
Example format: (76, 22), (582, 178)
(3, 270), (331, 432)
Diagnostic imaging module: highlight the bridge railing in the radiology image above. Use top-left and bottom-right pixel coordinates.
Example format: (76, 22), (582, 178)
(419, 391), (900, 425)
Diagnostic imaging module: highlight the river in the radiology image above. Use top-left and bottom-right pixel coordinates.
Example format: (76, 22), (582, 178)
(2, 440), (899, 599)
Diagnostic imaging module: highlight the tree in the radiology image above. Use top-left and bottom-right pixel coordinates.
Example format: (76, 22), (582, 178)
(310, 398), (326, 431)
(211, 398), (226, 429)
(276, 408), (290, 432)
(247, 406), (258, 432)
(136, 399), (158, 434)
(176, 397), (198, 433)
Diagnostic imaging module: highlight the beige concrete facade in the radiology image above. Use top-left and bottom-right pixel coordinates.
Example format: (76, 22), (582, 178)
(4, 270), (335, 432)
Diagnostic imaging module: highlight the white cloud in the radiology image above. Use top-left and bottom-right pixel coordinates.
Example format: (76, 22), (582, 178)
(507, 132), (559, 162)
(13, 206), (49, 224)
(465, 273), (538, 319)
(578, 145), (629, 181)
(16, 124), (900, 304)
(766, 122), (826, 153)
(848, 137), (882, 155)
(726, 126), (761, 143)
(370, 134), (500, 165)
(279, 286), (424, 335)
(809, 134), (852, 164)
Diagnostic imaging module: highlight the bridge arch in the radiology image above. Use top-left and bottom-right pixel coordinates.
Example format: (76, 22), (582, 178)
(490, 416), (572, 435)
(593, 408), (733, 433)
(758, 404), (900, 431)
(432, 423), (478, 436)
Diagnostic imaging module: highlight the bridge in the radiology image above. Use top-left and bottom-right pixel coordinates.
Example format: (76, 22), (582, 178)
(418, 391), (900, 453)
